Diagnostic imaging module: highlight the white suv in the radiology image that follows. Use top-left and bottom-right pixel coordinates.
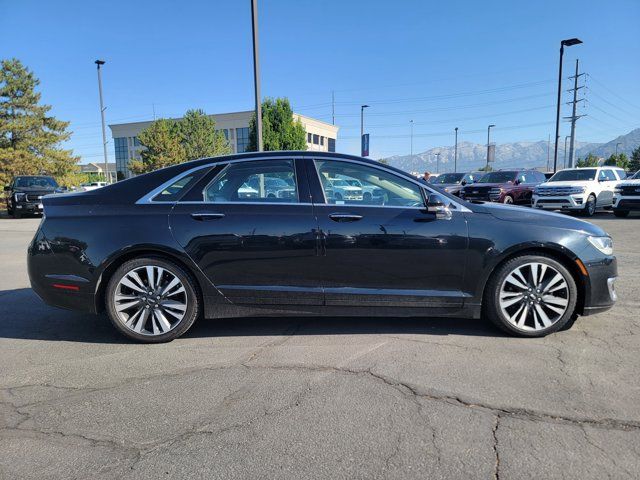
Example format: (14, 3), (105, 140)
(532, 166), (626, 216)
(612, 170), (640, 217)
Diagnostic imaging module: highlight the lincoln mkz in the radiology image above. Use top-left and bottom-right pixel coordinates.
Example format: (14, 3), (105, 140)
(28, 152), (617, 342)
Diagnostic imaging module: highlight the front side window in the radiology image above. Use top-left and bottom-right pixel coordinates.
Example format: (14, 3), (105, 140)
(204, 160), (298, 203)
(602, 170), (617, 181)
(314, 160), (424, 207)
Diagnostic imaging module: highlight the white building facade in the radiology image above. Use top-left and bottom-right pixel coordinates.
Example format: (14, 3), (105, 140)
(109, 111), (339, 179)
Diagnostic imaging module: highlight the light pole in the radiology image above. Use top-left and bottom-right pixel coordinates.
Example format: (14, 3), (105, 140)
(615, 142), (622, 156)
(563, 135), (571, 169)
(486, 124), (495, 170)
(360, 104), (369, 156)
(435, 152), (441, 173)
(553, 38), (582, 173)
(94, 60), (110, 184)
(410, 120), (414, 159)
(454, 127), (458, 173)
(251, 0), (263, 151)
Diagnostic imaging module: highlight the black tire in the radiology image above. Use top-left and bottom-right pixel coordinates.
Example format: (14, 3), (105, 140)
(105, 256), (200, 343)
(483, 253), (578, 337)
(582, 194), (596, 217)
(363, 192), (372, 202)
(613, 210), (630, 218)
(503, 195), (514, 204)
(334, 192), (343, 201)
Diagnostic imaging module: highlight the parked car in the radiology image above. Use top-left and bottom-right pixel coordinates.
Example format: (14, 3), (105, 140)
(532, 167), (626, 216)
(28, 152), (617, 342)
(4, 175), (62, 218)
(612, 169), (640, 217)
(79, 181), (108, 192)
(323, 177), (363, 201)
(430, 172), (483, 196)
(459, 170), (546, 205)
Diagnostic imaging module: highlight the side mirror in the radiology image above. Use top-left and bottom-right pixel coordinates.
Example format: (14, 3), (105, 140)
(461, 180), (467, 186)
(3, 186), (10, 192)
(514, 179), (521, 185)
(426, 193), (450, 216)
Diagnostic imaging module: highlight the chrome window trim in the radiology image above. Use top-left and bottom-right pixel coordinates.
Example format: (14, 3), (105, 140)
(137, 154), (471, 212)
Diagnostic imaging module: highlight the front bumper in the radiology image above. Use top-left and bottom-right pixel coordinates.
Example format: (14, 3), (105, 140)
(532, 194), (585, 210)
(14, 201), (44, 214)
(580, 256), (617, 316)
(613, 195), (640, 211)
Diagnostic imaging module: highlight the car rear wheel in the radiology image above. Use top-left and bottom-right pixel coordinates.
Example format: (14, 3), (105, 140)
(613, 210), (629, 218)
(105, 257), (200, 343)
(484, 254), (577, 337)
(583, 194), (596, 217)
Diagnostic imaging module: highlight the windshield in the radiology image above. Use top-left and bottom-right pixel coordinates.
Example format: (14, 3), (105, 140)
(332, 180), (349, 187)
(631, 170), (640, 180)
(432, 173), (464, 184)
(14, 176), (58, 188)
(548, 169), (597, 182)
(477, 172), (516, 184)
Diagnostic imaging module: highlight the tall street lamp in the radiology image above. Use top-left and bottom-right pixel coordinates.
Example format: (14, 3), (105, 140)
(435, 152), (441, 173)
(553, 38), (583, 173)
(615, 142), (622, 156)
(251, 0), (263, 151)
(563, 135), (571, 169)
(94, 60), (109, 184)
(454, 127), (458, 173)
(486, 124), (495, 170)
(410, 120), (414, 159)
(360, 104), (369, 156)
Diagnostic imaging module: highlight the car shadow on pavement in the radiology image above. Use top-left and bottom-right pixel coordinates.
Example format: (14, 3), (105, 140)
(0, 288), (506, 344)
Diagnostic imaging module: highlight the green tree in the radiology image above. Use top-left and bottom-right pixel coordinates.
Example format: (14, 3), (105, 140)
(248, 97), (307, 152)
(575, 153), (600, 168)
(604, 153), (618, 166)
(0, 58), (79, 186)
(130, 118), (186, 174)
(629, 146), (640, 172)
(177, 109), (231, 160)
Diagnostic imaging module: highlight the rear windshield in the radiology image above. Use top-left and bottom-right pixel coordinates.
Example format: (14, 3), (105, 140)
(548, 169), (596, 182)
(432, 173), (464, 184)
(477, 172), (516, 184)
(14, 177), (58, 188)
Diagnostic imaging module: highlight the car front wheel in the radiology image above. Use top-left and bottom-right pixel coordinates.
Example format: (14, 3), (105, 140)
(484, 254), (578, 337)
(105, 257), (200, 343)
(583, 194), (596, 216)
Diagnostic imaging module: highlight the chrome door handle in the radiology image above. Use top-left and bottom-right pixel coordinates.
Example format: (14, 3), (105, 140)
(191, 213), (225, 221)
(328, 213), (363, 222)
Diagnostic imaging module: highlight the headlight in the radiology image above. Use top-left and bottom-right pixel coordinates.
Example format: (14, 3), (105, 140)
(14, 192), (26, 202)
(570, 186), (587, 194)
(588, 236), (613, 255)
(614, 188), (622, 194)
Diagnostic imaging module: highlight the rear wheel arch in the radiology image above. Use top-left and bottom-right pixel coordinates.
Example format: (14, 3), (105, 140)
(480, 246), (586, 316)
(95, 248), (204, 314)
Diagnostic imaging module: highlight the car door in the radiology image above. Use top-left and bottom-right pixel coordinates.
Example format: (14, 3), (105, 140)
(307, 158), (469, 310)
(597, 169), (617, 206)
(168, 158), (322, 305)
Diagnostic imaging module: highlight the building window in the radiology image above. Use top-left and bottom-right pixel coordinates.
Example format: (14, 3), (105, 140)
(133, 137), (140, 146)
(307, 133), (312, 143)
(236, 127), (250, 153)
(221, 129), (229, 140)
(328, 138), (336, 152)
(114, 137), (129, 178)
(313, 134), (319, 145)
(320, 136), (324, 146)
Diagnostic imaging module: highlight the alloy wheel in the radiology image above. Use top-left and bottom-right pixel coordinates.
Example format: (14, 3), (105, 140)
(499, 262), (569, 332)
(113, 265), (187, 336)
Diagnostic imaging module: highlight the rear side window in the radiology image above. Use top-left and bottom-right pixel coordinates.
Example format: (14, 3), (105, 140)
(203, 160), (299, 203)
(152, 175), (197, 202)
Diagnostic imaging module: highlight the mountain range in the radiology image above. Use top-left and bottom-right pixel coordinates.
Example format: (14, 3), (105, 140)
(382, 128), (640, 173)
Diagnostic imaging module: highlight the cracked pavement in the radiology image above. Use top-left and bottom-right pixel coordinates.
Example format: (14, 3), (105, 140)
(1, 214), (639, 479)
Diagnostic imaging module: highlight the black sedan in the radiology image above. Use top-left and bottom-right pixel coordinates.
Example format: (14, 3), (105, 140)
(28, 152), (618, 342)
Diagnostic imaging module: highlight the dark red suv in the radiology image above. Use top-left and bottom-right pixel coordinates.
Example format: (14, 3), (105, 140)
(459, 169), (547, 205)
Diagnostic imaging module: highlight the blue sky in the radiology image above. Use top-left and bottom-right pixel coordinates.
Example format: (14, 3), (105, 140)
(2, 0), (639, 162)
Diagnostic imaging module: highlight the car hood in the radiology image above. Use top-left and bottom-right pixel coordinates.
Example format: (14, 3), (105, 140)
(538, 181), (593, 188)
(471, 202), (606, 236)
(13, 186), (58, 194)
(617, 179), (640, 186)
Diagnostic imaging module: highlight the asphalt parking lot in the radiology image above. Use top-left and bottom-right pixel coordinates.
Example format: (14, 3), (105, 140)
(1, 213), (639, 479)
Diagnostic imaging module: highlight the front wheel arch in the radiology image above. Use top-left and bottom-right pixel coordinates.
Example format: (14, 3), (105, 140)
(480, 247), (586, 317)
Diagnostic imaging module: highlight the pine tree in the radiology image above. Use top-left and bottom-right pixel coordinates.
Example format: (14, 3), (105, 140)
(0, 58), (79, 186)
(129, 119), (186, 174)
(248, 97), (307, 152)
(575, 153), (600, 168)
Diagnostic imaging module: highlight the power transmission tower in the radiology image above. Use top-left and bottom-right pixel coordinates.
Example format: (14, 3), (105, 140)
(564, 59), (586, 168)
